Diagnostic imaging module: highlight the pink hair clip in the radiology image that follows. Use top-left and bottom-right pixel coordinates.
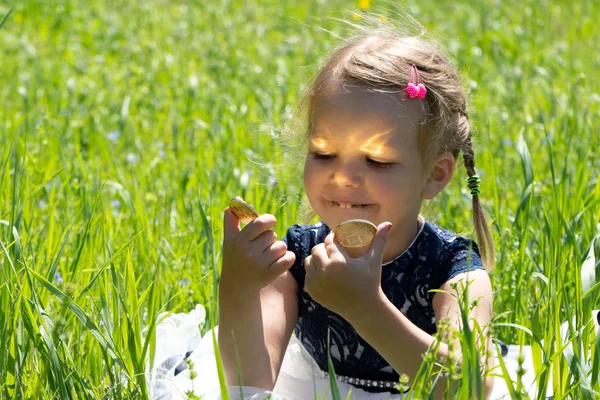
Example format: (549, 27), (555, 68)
(406, 64), (427, 99)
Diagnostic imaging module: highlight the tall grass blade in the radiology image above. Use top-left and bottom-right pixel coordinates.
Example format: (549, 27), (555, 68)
(31, 270), (128, 371)
(327, 328), (341, 400)
(0, 6), (13, 30)
(212, 328), (230, 400)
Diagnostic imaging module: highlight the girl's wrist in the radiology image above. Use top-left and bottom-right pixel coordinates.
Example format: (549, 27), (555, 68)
(345, 288), (389, 326)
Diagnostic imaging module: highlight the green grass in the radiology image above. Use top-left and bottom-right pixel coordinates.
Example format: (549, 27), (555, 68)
(1, 0), (599, 398)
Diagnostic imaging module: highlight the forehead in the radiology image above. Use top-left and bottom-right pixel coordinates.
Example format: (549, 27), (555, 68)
(310, 88), (423, 150)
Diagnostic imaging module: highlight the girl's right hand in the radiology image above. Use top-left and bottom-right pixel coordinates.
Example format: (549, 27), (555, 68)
(220, 207), (296, 292)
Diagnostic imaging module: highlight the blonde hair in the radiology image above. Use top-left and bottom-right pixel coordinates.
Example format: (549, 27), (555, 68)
(284, 19), (494, 268)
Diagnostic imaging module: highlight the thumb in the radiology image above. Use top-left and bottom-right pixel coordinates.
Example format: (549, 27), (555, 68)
(366, 222), (392, 262)
(223, 207), (241, 242)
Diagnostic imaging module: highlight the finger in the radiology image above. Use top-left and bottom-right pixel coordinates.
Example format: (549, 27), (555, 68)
(324, 232), (347, 260)
(303, 255), (316, 291)
(250, 230), (278, 254)
(262, 240), (287, 266)
(268, 250), (296, 278)
(304, 270), (312, 292)
(223, 207), (241, 242)
(304, 255), (313, 275)
(311, 243), (329, 264)
(324, 232), (335, 247)
(365, 222), (393, 262)
(240, 214), (277, 241)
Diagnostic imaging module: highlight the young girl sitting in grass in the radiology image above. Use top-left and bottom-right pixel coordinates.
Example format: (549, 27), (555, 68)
(216, 22), (496, 400)
(151, 20), (498, 400)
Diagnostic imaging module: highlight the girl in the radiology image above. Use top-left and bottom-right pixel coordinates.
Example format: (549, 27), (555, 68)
(149, 25), (499, 400)
(217, 28), (495, 400)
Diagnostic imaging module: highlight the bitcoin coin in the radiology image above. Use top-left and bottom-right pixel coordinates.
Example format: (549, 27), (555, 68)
(228, 197), (259, 224)
(333, 219), (377, 248)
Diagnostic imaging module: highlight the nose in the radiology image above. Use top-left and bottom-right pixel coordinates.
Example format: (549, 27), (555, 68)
(330, 160), (362, 188)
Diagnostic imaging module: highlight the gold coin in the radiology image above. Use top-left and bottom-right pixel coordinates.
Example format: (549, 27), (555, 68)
(333, 219), (377, 248)
(228, 197), (259, 224)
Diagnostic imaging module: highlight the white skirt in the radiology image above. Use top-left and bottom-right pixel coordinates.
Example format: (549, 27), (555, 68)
(146, 305), (553, 400)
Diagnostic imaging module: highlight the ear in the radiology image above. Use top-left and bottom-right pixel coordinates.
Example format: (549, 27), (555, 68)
(421, 152), (456, 200)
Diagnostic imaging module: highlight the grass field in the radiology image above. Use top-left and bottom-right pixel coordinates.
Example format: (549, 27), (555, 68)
(1, 0), (599, 398)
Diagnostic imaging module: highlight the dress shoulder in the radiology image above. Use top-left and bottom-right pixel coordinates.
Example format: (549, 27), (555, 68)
(422, 221), (486, 290)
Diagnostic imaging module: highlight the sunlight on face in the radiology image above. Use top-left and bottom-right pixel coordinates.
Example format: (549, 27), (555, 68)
(311, 137), (327, 150)
(310, 127), (398, 159)
(358, 129), (397, 157)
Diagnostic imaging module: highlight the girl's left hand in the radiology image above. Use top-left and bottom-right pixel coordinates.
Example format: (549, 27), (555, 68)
(304, 222), (392, 322)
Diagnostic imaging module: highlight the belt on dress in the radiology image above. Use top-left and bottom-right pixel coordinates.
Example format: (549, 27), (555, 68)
(321, 371), (401, 391)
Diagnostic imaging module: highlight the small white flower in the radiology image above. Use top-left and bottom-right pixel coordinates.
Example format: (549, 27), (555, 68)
(18, 87), (27, 97)
(67, 78), (75, 90)
(121, 96), (130, 121)
(126, 153), (138, 165)
(471, 46), (482, 57)
(189, 75), (198, 89)
(448, 39), (460, 53)
(106, 130), (121, 142)
(120, 373), (129, 387)
(39, 200), (47, 210)
(240, 171), (250, 189)
(195, 119), (209, 129)
(514, 66), (523, 77)
(178, 279), (190, 287)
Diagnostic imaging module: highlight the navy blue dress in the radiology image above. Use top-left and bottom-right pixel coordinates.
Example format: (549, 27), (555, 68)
(282, 218), (486, 393)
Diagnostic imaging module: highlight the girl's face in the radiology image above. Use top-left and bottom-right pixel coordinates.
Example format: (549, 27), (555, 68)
(303, 88), (439, 261)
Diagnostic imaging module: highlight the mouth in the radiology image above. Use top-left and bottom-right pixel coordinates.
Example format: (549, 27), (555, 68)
(330, 200), (369, 209)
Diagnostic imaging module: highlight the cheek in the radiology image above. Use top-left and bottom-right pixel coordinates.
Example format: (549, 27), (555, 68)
(370, 172), (401, 191)
(303, 161), (319, 193)
(305, 157), (328, 176)
(370, 172), (414, 203)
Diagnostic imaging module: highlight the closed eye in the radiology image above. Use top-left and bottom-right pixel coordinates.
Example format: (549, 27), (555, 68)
(311, 152), (394, 169)
(311, 152), (335, 161)
(367, 158), (394, 169)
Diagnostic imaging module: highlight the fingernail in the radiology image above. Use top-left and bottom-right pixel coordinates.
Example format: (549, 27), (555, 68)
(385, 223), (393, 232)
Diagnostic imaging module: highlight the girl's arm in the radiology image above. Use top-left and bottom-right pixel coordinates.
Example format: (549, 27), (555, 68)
(347, 269), (494, 400)
(432, 270), (494, 399)
(218, 208), (297, 390)
(218, 270), (299, 390)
